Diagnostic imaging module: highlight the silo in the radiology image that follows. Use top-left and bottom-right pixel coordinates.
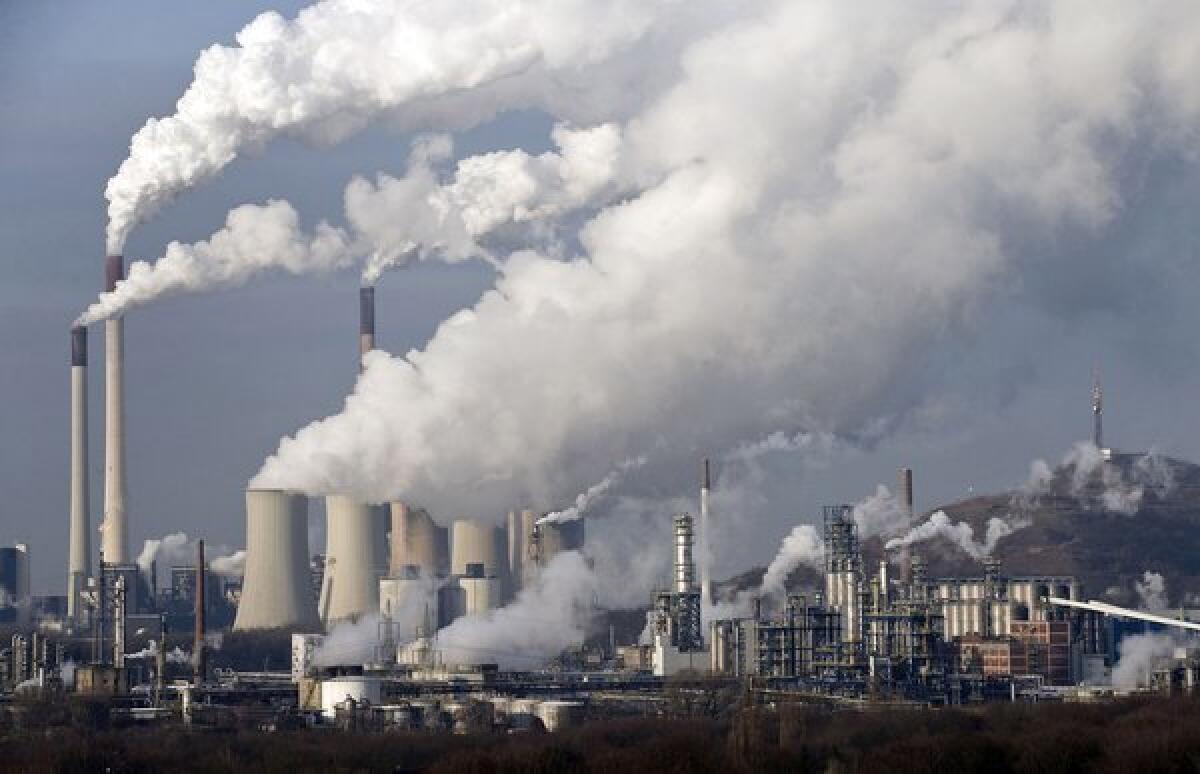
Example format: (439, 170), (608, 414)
(450, 520), (504, 578)
(506, 509), (537, 590)
(321, 495), (381, 625)
(390, 503), (448, 577)
(536, 519), (585, 567)
(233, 489), (318, 631)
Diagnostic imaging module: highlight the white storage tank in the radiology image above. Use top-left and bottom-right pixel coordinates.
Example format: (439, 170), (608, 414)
(320, 676), (382, 719)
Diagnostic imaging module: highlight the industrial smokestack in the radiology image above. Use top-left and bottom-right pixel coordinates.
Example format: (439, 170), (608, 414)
(359, 285), (375, 366)
(194, 540), (207, 685)
(233, 489), (319, 631)
(102, 254), (129, 564)
(67, 325), (90, 623)
(699, 458), (711, 604)
(899, 467), (914, 519)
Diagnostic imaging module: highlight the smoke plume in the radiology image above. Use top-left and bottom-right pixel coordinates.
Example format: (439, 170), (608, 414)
(538, 456), (646, 525)
(104, 0), (668, 253)
(1022, 442), (1178, 515)
(250, 2), (1200, 519)
(1135, 571), (1169, 611)
(885, 511), (1029, 560)
(435, 551), (596, 669)
(1111, 632), (1191, 691)
(136, 532), (246, 579)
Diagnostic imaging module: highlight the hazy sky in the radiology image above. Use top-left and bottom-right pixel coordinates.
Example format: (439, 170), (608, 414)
(3, 2), (1199, 596)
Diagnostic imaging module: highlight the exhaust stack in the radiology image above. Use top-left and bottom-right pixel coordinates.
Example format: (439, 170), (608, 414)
(194, 540), (207, 685)
(67, 325), (90, 623)
(102, 255), (129, 564)
(359, 286), (375, 366)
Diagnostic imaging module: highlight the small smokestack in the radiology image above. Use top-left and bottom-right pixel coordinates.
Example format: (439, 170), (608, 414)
(67, 325), (90, 624)
(102, 255), (129, 564)
(359, 285), (376, 365)
(699, 458), (711, 604)
(899, 467), (914, 518)
(194, 540), (207, 685)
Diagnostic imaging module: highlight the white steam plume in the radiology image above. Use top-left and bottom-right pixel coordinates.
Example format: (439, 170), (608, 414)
(253, 2), (1200, 518)
(852, 485), (910, 540)
(758, 525), (823, 598)
(1111, 632), (1192, 691)
(1021, 442), (1178, 515)
(209, 550), (246, 577)
(104, 0), (670, 253)
(538, 455), (646, 525)
(83, 123), (622, 323)
(885, 510), (1029, 561)
(1135, 571), (1168, 611)
(435, 551), (596, 669)
(79, 201), (353, 325)
(136, 532), (246, 578)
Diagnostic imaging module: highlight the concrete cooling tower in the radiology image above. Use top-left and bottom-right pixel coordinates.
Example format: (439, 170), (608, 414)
(233, 489), (318, 631)
(450, 519), (505, 579)
(320, 495), (382, 625)
(390, 503), (448, 577)
(506, 509), (538, 592)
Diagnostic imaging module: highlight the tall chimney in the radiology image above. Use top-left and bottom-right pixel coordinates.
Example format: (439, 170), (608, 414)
(359, 285), (376, 367)
(899, 467), (914, 519)
(194, 540), (207, 685)
(102, 255), (129, 564)
(67, 325), (90, 623)
(699, 458), (712, 604)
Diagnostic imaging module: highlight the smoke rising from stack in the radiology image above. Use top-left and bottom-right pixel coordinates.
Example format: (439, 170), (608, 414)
(538, 456), (645, 525)
(82, 124), (621, 324)
(103, 0), (664, 254)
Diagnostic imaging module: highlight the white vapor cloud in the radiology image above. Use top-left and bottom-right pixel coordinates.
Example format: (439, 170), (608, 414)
(248, 1), (1200, 523)
(885, 510), (1029, 560)
(104, 0), (671, 253)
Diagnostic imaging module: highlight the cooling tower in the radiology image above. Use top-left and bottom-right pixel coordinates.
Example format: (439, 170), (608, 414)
(506, 509), (537, 591)
(450, 520), (505, 578)
(536, 519), (585, 567)
(67, 325), (90, 623)
(102, 255), (129, 564)
(320, 495), (381, 625)
(390, 503), (448, 577)
(233, 489), (318, 631)
(359, 285), (375, 362)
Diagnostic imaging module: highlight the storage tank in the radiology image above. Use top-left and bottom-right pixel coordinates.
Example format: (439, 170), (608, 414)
(536, 700), (585, 732)
(506, 509), (537, 591)
(321, 495), (381, 625)
(234, 489), (318, 631)
(320, 675), (382, 719)
(535, 519), (585, 568)
(390, 503), (448, 577)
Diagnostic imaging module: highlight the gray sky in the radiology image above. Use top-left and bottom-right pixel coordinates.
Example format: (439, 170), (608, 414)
(3, 2), (1199, 596)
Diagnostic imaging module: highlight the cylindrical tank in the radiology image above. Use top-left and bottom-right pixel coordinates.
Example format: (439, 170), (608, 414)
(321, 495), (381, 625)
(536, 700), (584, 732)
(458, 576), (500, 617)
(390, 503), (448, 577)
(537, 519), (585, 568)
(67, 325), (90, 622)
(320, 675), (382, 719)
(233, 489), (318, 631)
(451, 520), (504, 578)
(506, 509), (537, 590)
(102, 254), (129, 565)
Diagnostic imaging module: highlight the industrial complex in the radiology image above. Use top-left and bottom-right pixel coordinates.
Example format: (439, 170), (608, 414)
(0, 264), (1197, 733)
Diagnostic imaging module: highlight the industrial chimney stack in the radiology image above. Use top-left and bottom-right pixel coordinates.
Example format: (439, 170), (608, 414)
(102, 254), (129, 564)
(67, 325), (90, 623)
(194, 540), (207, 685)
(359, 286), (375, 366)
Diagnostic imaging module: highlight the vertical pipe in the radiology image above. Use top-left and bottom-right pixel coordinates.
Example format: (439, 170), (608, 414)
(102, 254), (128, 564)
(699, 458), (711, 604)
(194, 540), (207, 685)
(68, 325), (90, 623)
